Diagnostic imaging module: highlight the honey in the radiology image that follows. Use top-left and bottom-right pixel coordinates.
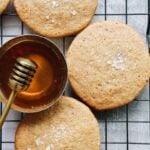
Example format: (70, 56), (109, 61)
(19, 53), (54, 100)
(0, 40), (67, 110)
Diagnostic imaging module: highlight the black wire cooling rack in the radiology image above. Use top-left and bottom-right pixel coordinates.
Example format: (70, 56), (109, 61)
(0, 0), (150, 150)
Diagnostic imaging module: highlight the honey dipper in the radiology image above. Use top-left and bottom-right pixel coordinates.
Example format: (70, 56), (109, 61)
(0, 57), (37, 128)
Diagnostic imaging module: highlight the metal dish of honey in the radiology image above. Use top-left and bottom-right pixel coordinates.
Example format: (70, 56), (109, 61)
(0, 35), (68, 113)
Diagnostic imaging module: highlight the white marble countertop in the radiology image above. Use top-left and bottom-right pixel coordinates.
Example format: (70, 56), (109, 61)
(0, 0), (149, 150)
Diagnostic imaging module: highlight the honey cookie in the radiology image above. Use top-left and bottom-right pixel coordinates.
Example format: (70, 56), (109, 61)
(0, 0), (10, 14)
(67, 21), (150, 110)
(14, 0), (98, 38)
(15, 96), (100, 150)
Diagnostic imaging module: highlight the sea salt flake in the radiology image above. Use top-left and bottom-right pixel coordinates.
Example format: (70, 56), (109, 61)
(52, 1), (59, 8)
(35, 137), (44, 146)
(45, 15), (50, 20)
(71, 10), (77, 16)
(46, 145), (51, 150)
(107, 53), (125, 71)
(46, 144), (54, 150)
(107, 60), (112, 65)
(51, 19), (55, 23)
(54, 124), (68, 139)
(45, 16), (56, 23)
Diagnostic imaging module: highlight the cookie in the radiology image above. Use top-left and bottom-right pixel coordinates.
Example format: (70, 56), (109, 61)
(15, 96), (100, 150)
(14, 0), (98, 38)
(67, 21), (150, 110)
(0, 0), (10, 14)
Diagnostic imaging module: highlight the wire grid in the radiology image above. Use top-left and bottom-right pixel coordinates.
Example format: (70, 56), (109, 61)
(0, 0), (150, 150)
